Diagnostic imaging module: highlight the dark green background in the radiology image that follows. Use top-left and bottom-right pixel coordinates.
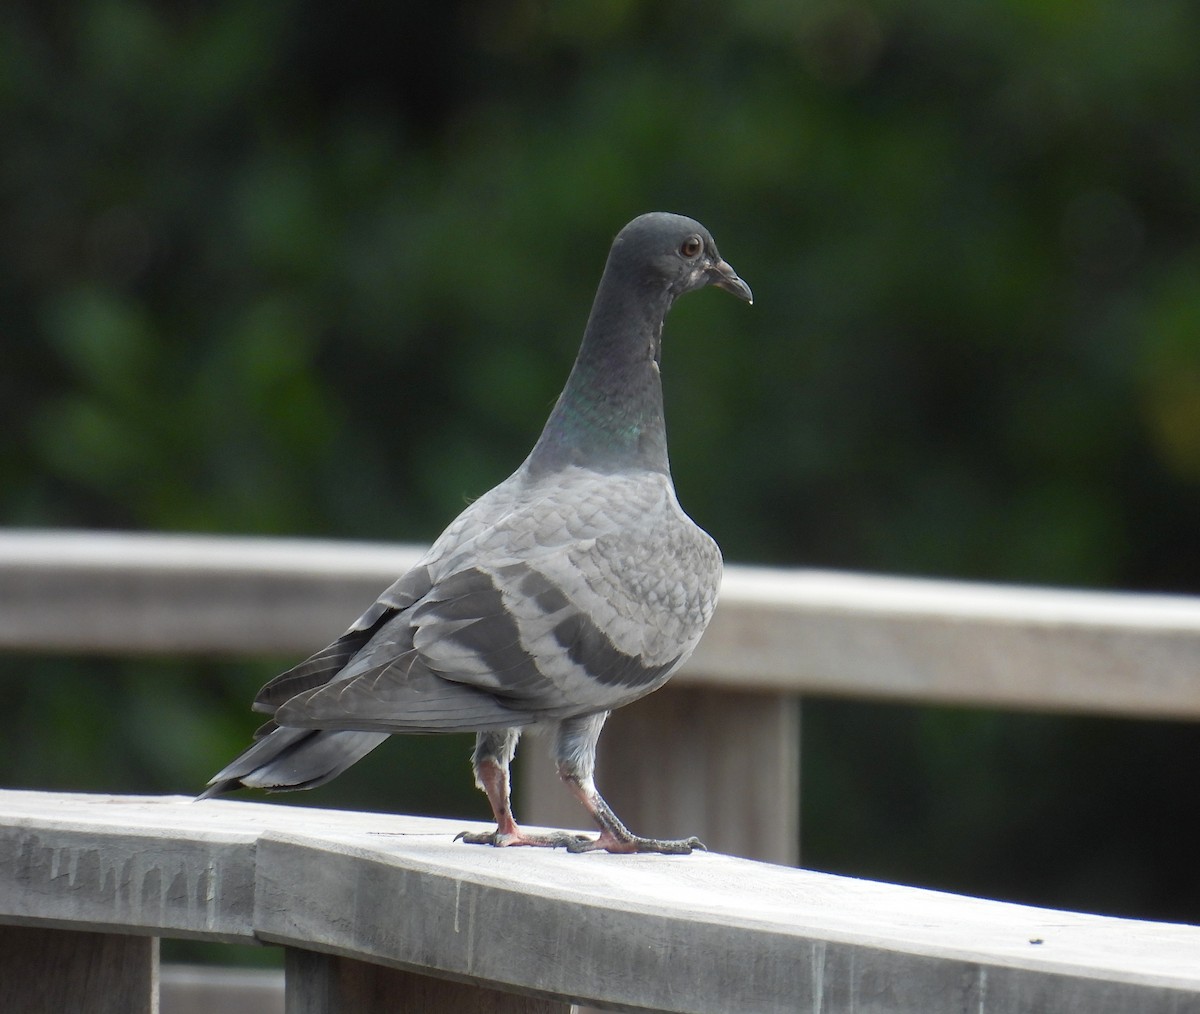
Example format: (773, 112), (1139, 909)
(3, 0), (1199, 930)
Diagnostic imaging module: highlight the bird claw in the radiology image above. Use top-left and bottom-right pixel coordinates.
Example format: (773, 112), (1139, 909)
(454, 827), (592, 848)
(455, 828), (704, 853)
(566, 832), (707, 855)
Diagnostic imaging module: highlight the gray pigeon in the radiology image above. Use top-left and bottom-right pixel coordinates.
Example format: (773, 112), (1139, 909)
(200, 212), (752, 853)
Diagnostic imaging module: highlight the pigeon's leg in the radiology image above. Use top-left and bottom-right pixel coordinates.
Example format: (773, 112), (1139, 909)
(554, 713), (706, 855)
(456, 728), (589, 848)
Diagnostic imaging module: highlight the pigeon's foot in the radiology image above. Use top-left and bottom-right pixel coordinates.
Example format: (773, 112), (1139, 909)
(565, 830), (707, 855)
(555, 769), (707, 854)
(454, 826), (591, 848)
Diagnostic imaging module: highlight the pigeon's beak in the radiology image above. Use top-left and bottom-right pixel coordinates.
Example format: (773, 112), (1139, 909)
(709, 259), (754, 304)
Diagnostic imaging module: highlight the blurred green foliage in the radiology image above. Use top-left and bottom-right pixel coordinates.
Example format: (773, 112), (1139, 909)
(2, 0), (1199, 925)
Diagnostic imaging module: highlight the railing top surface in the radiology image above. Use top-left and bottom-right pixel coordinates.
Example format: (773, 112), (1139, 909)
(4, 527), (1200, 624)
(2, 789), (1198, 1013)
(2, 528), (1199, 718)
(0, 529), (427, 577)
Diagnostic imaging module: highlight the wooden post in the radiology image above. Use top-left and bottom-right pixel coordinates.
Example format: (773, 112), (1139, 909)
(0, 926), (157, 1014)
(518, 685), (800, 865)
(284, 949), (569, 1013)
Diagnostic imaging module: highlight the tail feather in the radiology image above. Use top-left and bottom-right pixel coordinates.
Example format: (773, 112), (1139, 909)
(197, 726), (388, 799)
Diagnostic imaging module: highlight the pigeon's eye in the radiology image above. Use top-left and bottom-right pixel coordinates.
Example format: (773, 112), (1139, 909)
(680, 235), (703, 258)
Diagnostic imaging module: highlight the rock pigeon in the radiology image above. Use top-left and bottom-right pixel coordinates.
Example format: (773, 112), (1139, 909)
(200, 212), (752, 854)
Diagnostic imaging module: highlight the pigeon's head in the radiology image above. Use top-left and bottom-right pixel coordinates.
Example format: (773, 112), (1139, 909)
(612, 213), (753, 306)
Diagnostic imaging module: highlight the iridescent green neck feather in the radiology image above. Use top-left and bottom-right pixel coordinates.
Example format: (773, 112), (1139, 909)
(527, 251), (674, 477)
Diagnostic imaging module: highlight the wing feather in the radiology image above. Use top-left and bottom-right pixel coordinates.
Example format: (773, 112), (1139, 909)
(262, 466), (721, 734)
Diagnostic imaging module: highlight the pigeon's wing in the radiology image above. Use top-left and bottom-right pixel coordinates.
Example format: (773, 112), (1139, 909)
(260, 480), (538, 733)
(274, 470), (722, 732)
(273, 617), (540, 734)
(253, 563), (435, 713)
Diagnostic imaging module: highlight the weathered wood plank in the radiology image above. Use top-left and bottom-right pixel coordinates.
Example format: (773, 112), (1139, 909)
(3, 530), (1199, 718)
(160, 964), (284, 1014)
(702, 566), (1200, 718)
(0, 793), (260, 942)
(519, 685), (800, 865)
(252, 824), (1200, 1014)
(284, 949), (569, 1013)
(0, 925), (157, 1014)
(4, 791), (1196, 1013)
(0, 530), (424, 657)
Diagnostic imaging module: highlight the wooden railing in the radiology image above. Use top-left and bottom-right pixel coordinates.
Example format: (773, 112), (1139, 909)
(2, 529), (1199, 1012)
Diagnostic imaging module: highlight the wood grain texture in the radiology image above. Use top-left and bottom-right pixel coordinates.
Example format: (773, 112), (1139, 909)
(0, 926), (156, 1014)
(285, 949), (568, 1013)
(3, 791), (1199, 1013)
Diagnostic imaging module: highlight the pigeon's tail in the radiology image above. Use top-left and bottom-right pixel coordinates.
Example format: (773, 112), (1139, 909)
(197, 726), (389, 800)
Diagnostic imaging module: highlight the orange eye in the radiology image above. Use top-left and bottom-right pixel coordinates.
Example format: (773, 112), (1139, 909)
(680, 235), (703, 258)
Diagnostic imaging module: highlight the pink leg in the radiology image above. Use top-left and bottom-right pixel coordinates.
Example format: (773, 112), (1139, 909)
(558, 772), (705, 855)
(456, 757), (589, 848)
(458, 721), (704, 854)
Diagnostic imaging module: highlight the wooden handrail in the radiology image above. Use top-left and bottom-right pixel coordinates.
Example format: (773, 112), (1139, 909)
(2, 789), (1199, 1013)
(3, 528), (1199, 718)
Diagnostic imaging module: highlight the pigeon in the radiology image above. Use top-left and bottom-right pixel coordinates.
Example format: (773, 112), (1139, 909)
(200, 212), (752, 854)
